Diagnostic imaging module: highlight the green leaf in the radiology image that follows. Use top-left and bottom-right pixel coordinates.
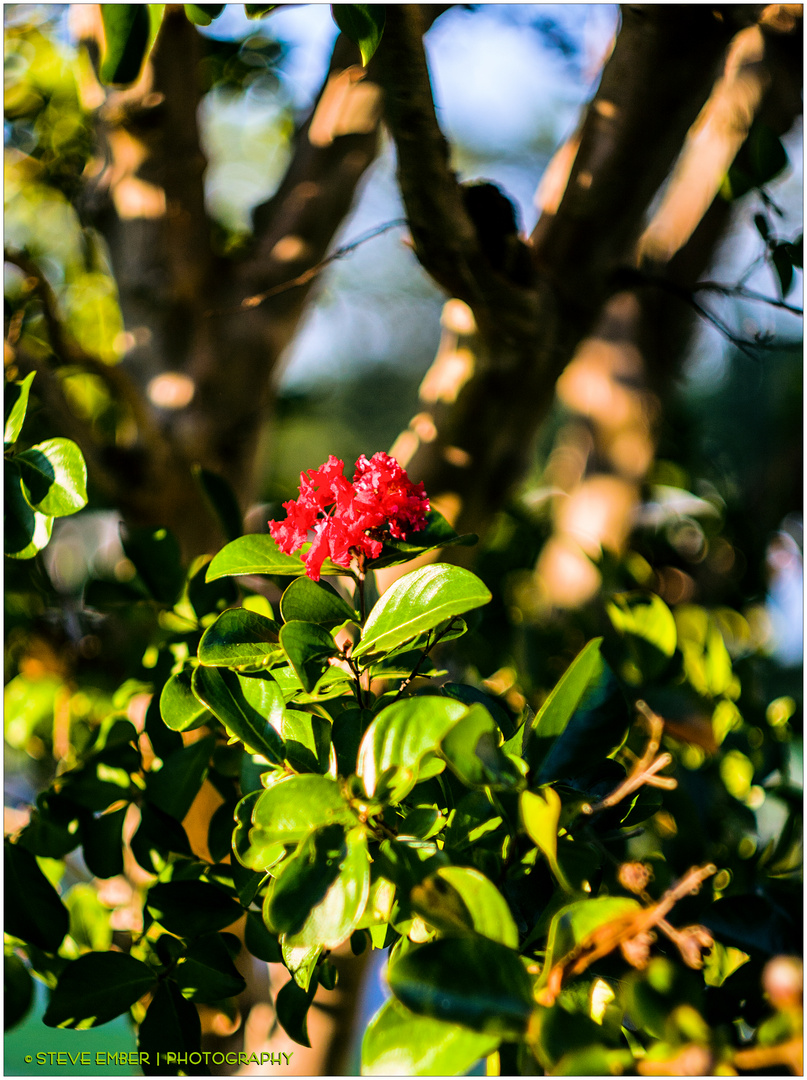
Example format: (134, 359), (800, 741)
(206, 533), (340, 582)
(4, 371), (35, 447)
(279, 621), (340, 693)
(160, 669), (210, 732)
(18, 792), (84, 860)
(17, 438), (87, 517)
(277, 827), (370, 950)
(252, 775), (356, 844)
(521, 788), (573, 893)
(606, 592), (676, 682)
(192, 667), (285, 762)
(331, 4), (386, 66)
(191, 463), (242, 542)
(80, 806), (127, 879)
(357, 696), (467, 802)
(244, 911), (282, 963)
(99, 4), (165, 86)
(145, 736), (214, 821)
(411, 866), (519, 947)
(282, 709), (331, 774)
(354, 565), (491, 662)
(174, 933), (246, 1002)
(183, 3), (226, 27)
(146, 880), (243, 938)
(369, 509), (478, 570)
(65, 883), (113, 953)
(532, 643), (629, 785)
(5, 462), (53, 559)
(389, 937), (534, 1037)
(363, 997), (499, 1076)
(440, 703), (521, 791)
(138, 979), (202, 1070)
(198, 608), (281, 669)
(281, 939), (322, 992)
(280, 576), (358, 628)
(275, 975), (315, 1048)
(5, 840), (70, 953)
(531, 638), (602, 744)
(43, 951), (156, 1028)
(121, 525), (184, 606)
(131, 803), (192, 874)
(244, 3), (277, 16)
(233, 791), (284, 872)
(5, 952), (34, 1032)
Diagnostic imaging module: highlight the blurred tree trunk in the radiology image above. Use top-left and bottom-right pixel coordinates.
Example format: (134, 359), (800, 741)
(73, 6), (385, 558)
(382, 4), (801, 557)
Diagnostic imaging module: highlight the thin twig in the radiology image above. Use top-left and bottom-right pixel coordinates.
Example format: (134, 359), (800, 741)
(393, 617), (460, 701)
(582, 700), (676, 816)
(205, 219), (408, 318)
(694, 280), (803, 316)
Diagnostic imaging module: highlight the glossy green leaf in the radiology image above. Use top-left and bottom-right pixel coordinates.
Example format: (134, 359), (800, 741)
(363, 997), (499, 1076)
(279, 621), (340, 692)
(183, 3), (225, 26)
(282, 709), (331, 774)
(440, 703), (521, 791)
(275, 974), (315, 1047)
(244, 910), (282, 963)
(198, 607), (281, 669)
(354, 565), (491, 661)
(357, 696), (467, 802)
(64, 883), (113, 953)
(138, 979), (202, 1066)
(206, 533), (342, 581)
(331, 4), (386, 66)
(281, 939), (322, 992)
(5, 463), (53, 559)
(192, 666), (285, 763)
(533, 647), (629, 786)
(521, 788), (573, 892)
(280, 827), (370, 950)
(232, 790), (284, 872)
(389, 937), (534, 1037)
(5, 840), (70, 953)
(17, 438), (87, 517)
(244, 3), (277, 16)
(280, 576), (358, 627)
(80, 806), (127, 879)
(146, 880), (243, 938)
(131, 803), (192, 874)
(174, 933), (246, 1002)
(607, 592), (676, 682)
(252, 775), (356, 844)
(411, 866), (519, 948)
(120, 525), (184, 606)
(43, 951), (156, 1028)
(18, 792), (84, 860)
(4, 371), (35, 447)
(160, 669), (210, 732)
(99, 4), (164, 86)
(369, 509), (477, 570)
(5, 953), (34, 1032)
(531, 638), (602, 745)
(144, 735), (214, 821)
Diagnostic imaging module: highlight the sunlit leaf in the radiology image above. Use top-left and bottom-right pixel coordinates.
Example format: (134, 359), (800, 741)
(363, 997), (499, 1076)
(331, 4), (386, 66)
(354, 565), (491, 662)
(99, 5), (165, 87)
(17, 438), (87, 517)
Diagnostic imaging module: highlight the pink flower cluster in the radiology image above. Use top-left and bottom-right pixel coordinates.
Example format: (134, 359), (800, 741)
(269, 453), (429, 580)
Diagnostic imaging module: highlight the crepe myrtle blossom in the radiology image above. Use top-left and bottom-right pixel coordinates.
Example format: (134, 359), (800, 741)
(269, 452), (429, 580)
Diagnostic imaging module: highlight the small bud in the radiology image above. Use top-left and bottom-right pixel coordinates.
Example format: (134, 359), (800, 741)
(618, 861), (653, 894)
